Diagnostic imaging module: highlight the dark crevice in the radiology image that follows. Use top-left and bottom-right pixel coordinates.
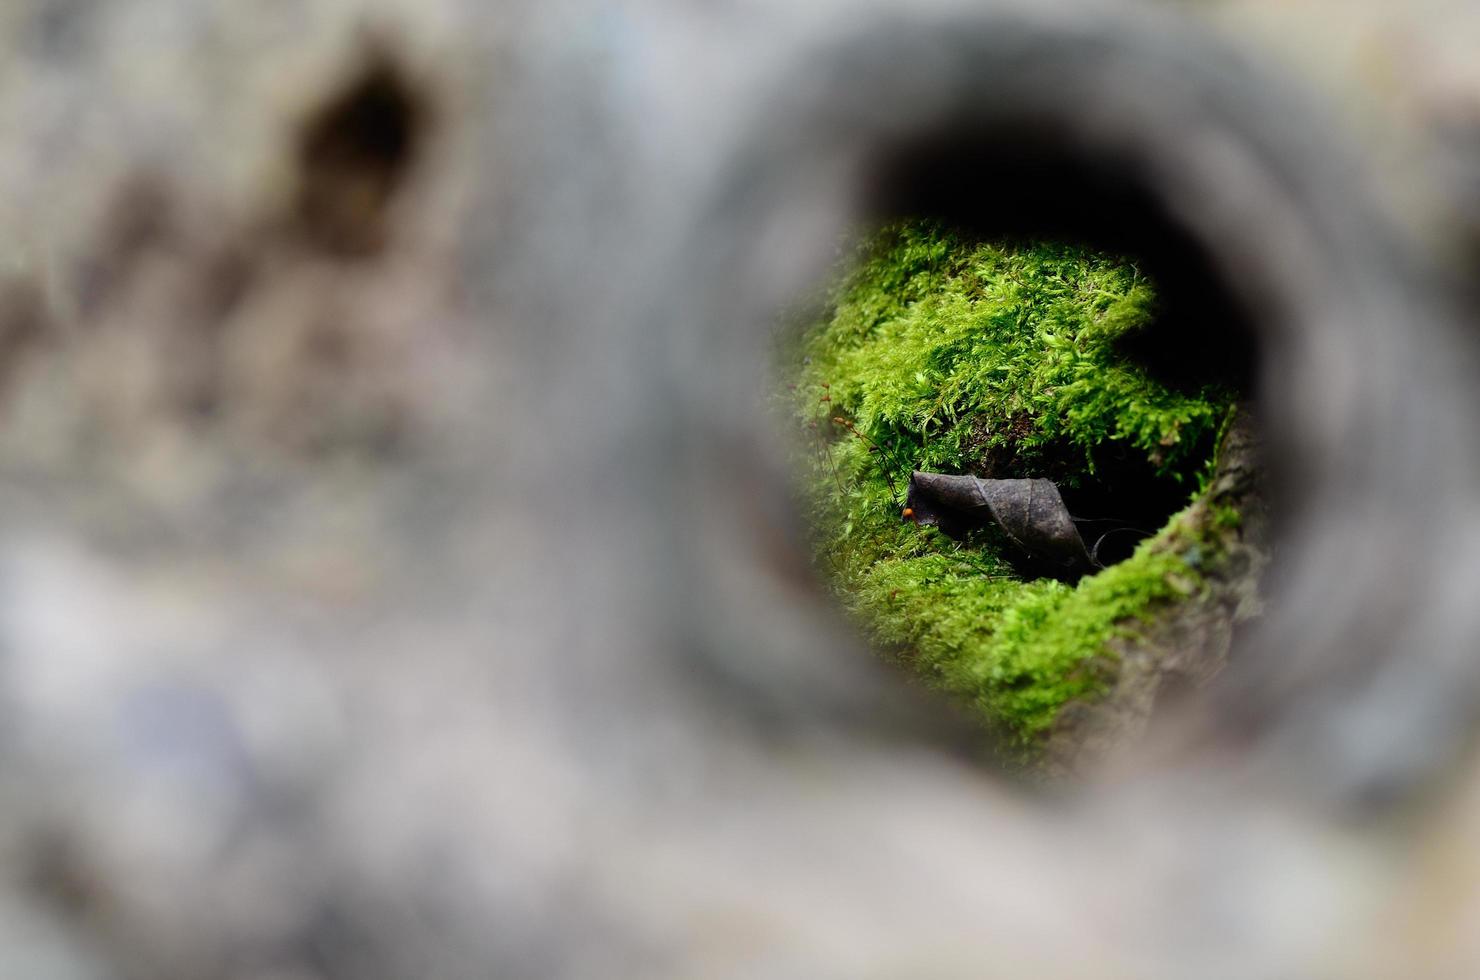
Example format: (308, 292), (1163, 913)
(919, 432), (1212, 581)
(295, 53), (430, 256)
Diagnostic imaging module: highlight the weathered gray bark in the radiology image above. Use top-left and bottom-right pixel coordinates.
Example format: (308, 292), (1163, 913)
(1, 2), (1480, 979)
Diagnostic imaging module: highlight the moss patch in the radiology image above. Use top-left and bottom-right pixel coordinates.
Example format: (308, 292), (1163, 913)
(784, 220), (1238, 761)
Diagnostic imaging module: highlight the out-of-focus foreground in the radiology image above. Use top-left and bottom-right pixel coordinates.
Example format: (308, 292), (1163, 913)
(2, 1), (1480, 977)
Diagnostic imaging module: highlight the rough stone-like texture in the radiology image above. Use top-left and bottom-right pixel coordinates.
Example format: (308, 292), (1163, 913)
(1, 2), (1480, 979)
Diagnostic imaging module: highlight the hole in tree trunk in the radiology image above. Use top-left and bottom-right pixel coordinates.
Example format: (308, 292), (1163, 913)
(777, 129), (1268, 770)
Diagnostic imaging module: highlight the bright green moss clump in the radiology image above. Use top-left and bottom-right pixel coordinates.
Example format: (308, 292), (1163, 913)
(787, 221), (1236, 759)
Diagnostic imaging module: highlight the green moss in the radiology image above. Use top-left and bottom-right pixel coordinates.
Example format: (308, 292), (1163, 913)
(786, 220), (1236, 760)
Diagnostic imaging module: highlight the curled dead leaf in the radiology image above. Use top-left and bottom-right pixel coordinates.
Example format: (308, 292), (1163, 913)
(904, 471), (1151, 580)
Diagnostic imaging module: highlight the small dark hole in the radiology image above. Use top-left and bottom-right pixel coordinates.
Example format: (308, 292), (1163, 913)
(869, 127), (1262, 399)
(295, 56), (428, 255)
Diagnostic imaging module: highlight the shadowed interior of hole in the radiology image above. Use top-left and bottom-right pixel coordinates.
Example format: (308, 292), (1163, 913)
(295, 54), (429, 256)
(867, 127), (1260, 398)
(861, 128), (1262, 567)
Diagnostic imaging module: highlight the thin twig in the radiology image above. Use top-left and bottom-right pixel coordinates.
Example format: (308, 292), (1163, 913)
(832, 416), (909, 504)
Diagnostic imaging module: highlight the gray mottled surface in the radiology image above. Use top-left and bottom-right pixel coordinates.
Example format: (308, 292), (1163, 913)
(1, 1), (1479, 977)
